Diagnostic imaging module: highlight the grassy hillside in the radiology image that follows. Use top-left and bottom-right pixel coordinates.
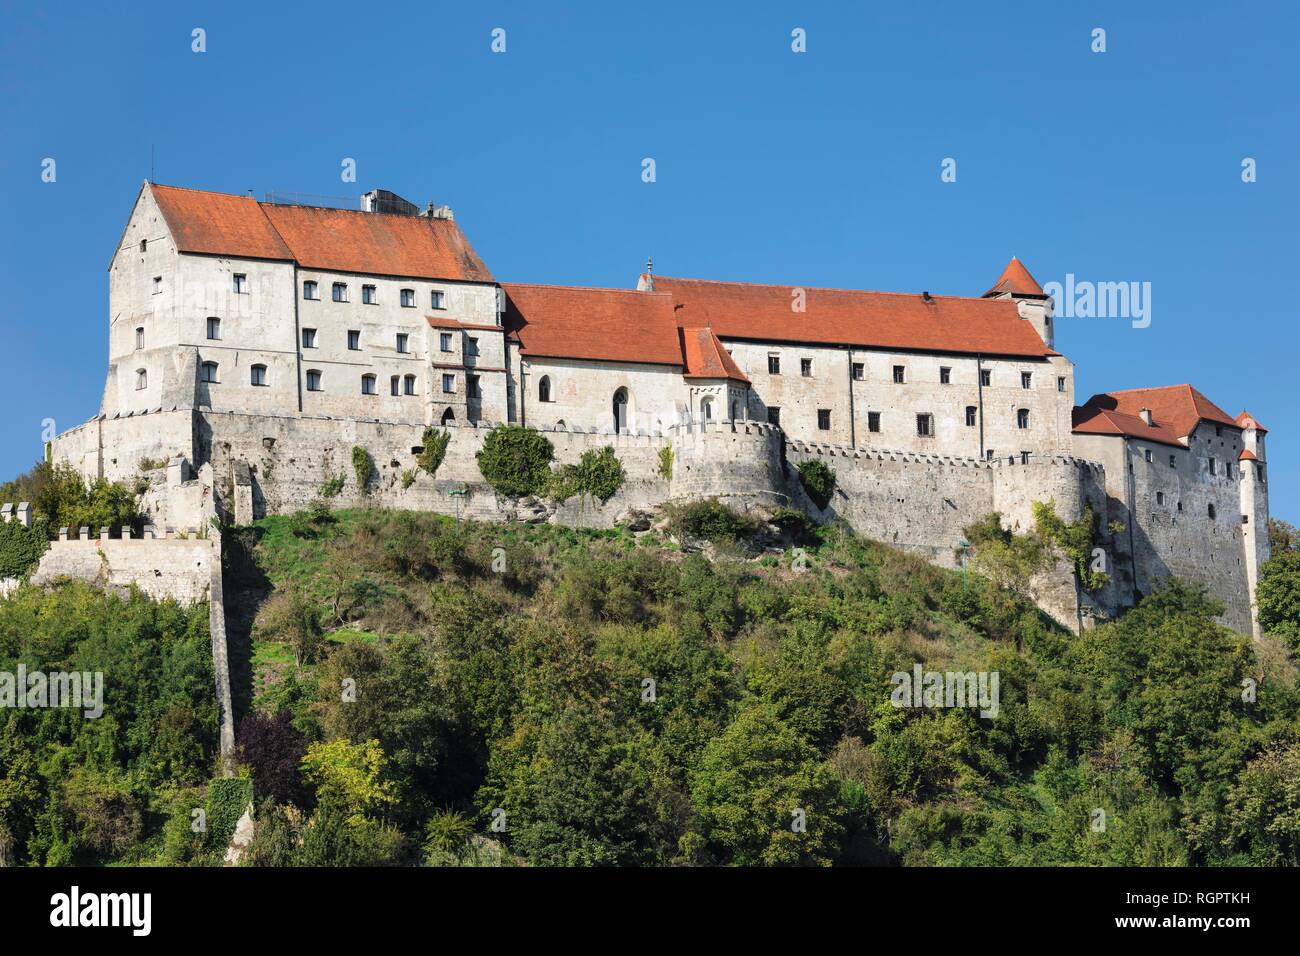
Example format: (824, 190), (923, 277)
(3, 503), (1298, 866)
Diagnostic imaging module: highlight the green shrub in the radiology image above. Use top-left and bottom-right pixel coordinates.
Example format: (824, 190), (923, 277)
(205, 777), (253, 849)
(658, 444), (674, 480)
(1033, 499), (1108, 592)
(352, 446), (373, 495)
(22, 462), (138, 531)
(665, 498), (758, 543)
(476, 426), (554, 497)
(548, 446), (625, 503)
(0, 518), (48, 578)
(797, 459), (837, 510)
(400, 469), (417, 490)
(319, 472), (345, 498)
(416, 427), (451, 476)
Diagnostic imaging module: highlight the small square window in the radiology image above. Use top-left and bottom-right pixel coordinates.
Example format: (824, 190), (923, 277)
(396, 333), (409, 354)
(1169, 455), (1176, 468)
(306, 370), (322, 392)
(139, 239), (147, 252)
(404, 375), (416, 396)
(400, 289), (415, 308)
(348, 330), (360, 351)
(361, 375), (377, 395)
(801, 358), (813, 377)
(206, 317), (220, 341)
(940, 367), (951, 384)
(851, 362), (864, 381)
(867, 411), (880, 433)
(135, 327), (144, 350)
(916, 413), (932, 437)
(152, 276), (162, 294)
(965, 406), (977, 427)
(892, 365), (905, 384)
(1020, 451), (1031, 465)
(440, 332), (453, 352)
(467, 337), (479, 357)
(303, 280), (318, 300)
(442, 373), (455, 394)
(986, 449), (995, 461)
(362, 285), (377, 305)
(302, 328), (316, 349)
(1208, 458), (1217, 476)
(1144, 449), (1153, 463)
(1156, 491), (1165, 506)
(135, 369), (147, 390)
(768, 354), (781, 375)
(1057, 376), (1066, 392)
(251, 364), (267, 387)
(431, 290), (446, 310)
(233, 274), (247, 294)
(390, 375), (400, 397)
(980, 369), (991, 387)
(1021, 371), (1032, 389)
(817, 409), (831, 430)
(332, 282), (347, 302)
(766, 407), (781, 426)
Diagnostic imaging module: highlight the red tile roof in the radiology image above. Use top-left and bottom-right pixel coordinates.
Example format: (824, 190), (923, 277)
(261, 203), (492, 282)
(503, 284), (684, 366)
(681, 328), (750, 383)
(649, 276), (1052, 358)
(1236, 411), (1268, 433)
(152, 185), (292, 261)
(1071, 406), (1186, 448)
(983, 256), (1045, 297)
(1073, 384), (1240, 445)
(1239, 448), (1259, 461)
(149, 183), (492, 282)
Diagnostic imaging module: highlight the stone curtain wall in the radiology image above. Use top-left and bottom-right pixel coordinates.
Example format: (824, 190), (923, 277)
(194, 411), (786, 528)
(30, 530), (216, 605)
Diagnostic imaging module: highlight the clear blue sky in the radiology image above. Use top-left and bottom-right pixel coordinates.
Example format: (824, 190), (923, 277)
(1, 1), (1296, 520)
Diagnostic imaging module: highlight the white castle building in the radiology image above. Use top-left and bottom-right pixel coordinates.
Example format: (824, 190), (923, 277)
(47, 182), (1271, 636)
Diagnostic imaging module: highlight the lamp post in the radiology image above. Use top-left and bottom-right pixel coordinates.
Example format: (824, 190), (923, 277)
(449, 486), (467, 532)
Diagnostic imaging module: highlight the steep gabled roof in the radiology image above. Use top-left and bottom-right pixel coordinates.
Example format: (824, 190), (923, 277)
(502, 284), (684, 367)
(680, 328), (750, 383)
(148, 183), (493, 282)
(1073, 384), (1240, 445)
(648, 276), (1052, 358)
(983, 256), (1045, 297)
(152, 184), (293, 261)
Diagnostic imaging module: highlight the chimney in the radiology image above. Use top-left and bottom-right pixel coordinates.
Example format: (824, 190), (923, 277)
(1139, 408), (1153, 426)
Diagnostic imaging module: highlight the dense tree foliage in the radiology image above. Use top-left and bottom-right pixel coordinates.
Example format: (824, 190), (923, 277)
(0, 583), (215, 865)
(4, 504), (1299, 867)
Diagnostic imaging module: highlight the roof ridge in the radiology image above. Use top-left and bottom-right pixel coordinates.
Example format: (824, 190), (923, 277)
(655, 275), (1004, 303)
(505, 281), (672, 297)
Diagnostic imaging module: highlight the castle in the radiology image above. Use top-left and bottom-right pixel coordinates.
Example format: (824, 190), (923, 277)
(44, 182), (1272, 637)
